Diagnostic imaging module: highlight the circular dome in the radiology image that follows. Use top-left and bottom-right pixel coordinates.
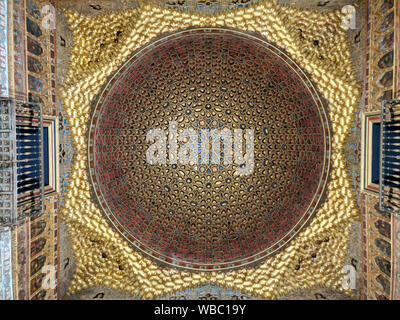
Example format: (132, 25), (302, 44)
(88, 28), (330, 271)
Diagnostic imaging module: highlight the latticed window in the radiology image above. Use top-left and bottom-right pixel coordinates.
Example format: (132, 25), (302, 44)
(379, 99), (400, 216)
(0, 99), (45, 225)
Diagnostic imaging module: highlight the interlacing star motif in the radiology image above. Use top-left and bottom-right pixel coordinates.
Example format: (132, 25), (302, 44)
(60, 0), (361, 299)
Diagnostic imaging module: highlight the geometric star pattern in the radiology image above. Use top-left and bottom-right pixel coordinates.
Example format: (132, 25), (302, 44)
(60, 0), (361, 298)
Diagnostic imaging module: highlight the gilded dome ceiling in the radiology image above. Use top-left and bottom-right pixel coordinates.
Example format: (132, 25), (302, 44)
(4, 0), (394, 302)
(88, 28), (331, 271)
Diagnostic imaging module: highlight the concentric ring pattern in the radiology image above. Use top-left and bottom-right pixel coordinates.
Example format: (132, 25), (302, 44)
(88, 28), (331, 271)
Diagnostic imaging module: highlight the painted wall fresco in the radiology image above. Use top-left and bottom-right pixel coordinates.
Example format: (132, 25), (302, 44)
(24, 0), (57, 116)
(0, 227), (13, 300)
(13, 195), (58, 300)
(0, 0), (9, 97)
(14, 218), (29, 299)
(30, 195), (58, 300)
(13, 0), (27, 99)
(366, 0), (396, 112)
(0, 99), (14, 224)
(361, 0), (399, 300)
(362, 195), (392, 298)
(393, 215), (400, 299)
